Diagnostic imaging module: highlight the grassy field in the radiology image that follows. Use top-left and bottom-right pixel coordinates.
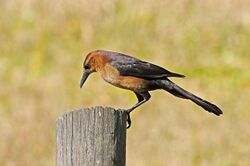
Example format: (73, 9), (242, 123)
(0, 0), (250, 165)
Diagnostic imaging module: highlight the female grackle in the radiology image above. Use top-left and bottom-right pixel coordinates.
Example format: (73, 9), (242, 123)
(80, 50), (223, 128)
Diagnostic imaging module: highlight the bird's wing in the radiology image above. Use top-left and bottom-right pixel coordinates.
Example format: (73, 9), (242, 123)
(110, 54), (185, 79)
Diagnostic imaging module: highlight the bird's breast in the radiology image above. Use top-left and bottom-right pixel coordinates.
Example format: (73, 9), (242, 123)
(99, 64), (120, 85)
(99, 64), (149, 92)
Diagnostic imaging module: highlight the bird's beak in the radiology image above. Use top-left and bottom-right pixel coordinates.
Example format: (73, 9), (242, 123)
(80, 69), (90, 88)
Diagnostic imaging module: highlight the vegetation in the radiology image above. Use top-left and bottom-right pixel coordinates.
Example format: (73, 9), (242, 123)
(0, 0), (249, 165)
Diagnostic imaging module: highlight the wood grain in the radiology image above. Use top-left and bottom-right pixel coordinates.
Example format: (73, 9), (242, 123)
(56, 107), (127, 166)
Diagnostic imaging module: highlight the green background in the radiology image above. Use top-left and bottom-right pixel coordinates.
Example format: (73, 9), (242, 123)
(0, 0), (250, 165)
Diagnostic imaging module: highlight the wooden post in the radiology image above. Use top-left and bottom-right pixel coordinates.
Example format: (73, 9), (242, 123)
(56, 106), (127, 166)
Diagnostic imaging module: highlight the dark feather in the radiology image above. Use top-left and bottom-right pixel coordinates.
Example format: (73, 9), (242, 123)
(161, 79), (223, 116)
(107, 51), (185, 79)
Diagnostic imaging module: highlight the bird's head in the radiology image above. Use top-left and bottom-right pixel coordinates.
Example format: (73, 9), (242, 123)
(80, 52), (96, 88)
(80, 50), (107, 88)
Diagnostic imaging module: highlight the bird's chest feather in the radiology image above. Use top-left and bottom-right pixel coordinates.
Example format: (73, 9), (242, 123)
(99, 64), (148, 91)
(100, 64), (120, 85)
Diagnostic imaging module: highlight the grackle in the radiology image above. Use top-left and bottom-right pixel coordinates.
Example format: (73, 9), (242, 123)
(80, 50), (223, 128)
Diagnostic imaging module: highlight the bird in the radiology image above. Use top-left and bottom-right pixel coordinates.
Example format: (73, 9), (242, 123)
(80, 50), (223, 128)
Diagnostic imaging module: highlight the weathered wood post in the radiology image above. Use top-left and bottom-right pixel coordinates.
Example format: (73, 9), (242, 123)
(56, 106), (127, 166)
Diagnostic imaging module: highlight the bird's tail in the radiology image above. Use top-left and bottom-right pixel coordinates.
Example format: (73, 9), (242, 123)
(161, 79), (223, 116)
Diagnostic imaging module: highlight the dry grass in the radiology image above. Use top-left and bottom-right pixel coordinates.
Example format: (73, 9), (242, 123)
(0, 0), (250, 165)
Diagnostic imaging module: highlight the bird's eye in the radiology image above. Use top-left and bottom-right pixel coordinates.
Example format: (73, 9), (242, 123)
(84, 64), (90, 69)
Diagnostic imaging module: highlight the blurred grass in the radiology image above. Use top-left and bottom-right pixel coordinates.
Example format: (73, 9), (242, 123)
(0, 0), (250, 165)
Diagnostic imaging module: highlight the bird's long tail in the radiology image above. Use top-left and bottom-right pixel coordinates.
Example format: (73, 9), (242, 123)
(160, 79), (223, 115)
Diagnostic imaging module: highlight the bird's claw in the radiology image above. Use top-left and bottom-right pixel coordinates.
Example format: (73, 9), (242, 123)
(126, 111), (131, 129)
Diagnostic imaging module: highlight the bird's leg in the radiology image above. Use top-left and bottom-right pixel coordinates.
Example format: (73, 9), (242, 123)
(126, 112), (132, 129)
(126, 92), (151, 128)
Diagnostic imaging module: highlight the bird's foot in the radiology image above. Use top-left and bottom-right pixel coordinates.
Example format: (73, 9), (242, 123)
(126, 111), (132, 129)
